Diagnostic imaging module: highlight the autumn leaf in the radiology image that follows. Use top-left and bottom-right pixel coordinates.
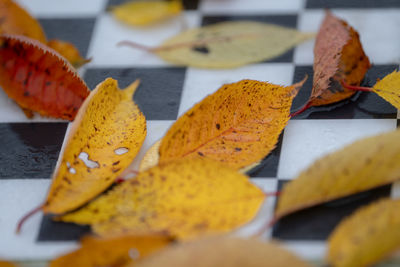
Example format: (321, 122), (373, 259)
(131, 237), (312, 267)
(0, 0), (46, 42)
(328, 198), (400, 267)
(292, 10), (370, 116)
(342, 70), (400, 110)
(59, 158), (265, 240)
(150, 79), (305, 171)
(47, 39), (91, 69)
(38, 78), (146, 216)
(50, 234), (172, 267)
(0, 260), (17, 267)
(120, 21), (313, 68)
(0, 0), (90, 68)
(110, 0), (182, 27)
(0, 34), (89, 120)
(275, 129), (400, 221)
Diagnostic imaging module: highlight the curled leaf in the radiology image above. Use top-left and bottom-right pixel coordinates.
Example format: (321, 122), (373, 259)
(110, 0), (182, 26)
(328, 198), (400, 267)
(292, 11), (370, 116)
(0, 0), (46, 42)
(43, 78), (146, 214)
(60, 158), (265, 240)
(156, 78), (305, 170)
(121, 21), (313, 68)
(47, 39), (91, 69)
(275, 129), (400, 220)
(0, 34), (89, 119)
(50, 234), (172, 267)
(132, 237), (312, 267)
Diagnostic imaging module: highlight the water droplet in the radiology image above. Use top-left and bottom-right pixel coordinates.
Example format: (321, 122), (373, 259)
(78, 152), (100, 168)
(129, 248), (140, 260)
(115, 147), (129, 155)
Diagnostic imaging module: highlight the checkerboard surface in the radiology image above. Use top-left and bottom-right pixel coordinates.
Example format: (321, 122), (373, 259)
(1, 0), (400, 261)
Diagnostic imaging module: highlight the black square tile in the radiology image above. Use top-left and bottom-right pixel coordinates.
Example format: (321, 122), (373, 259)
(272, 180), (392, 241)
(0, 123), (68, 179)
(39, 18), (96, 57)
(247, 132), (284, 178)
(84, 67), (186, 120)
(290, 65), (398, 119)
(107, 0), (199, 10)
(37, 215), (90, 241)
(306, 0), (400, 9)
(201, 15), (298, 63)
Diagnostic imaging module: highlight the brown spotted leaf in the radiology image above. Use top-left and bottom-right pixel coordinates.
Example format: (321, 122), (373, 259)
(42, 78), (146, 214)
(292, 10), (370, 116)
(59, 158), (265, 240)
(0, 34), (89, 120)
(154, 79), (305, 171)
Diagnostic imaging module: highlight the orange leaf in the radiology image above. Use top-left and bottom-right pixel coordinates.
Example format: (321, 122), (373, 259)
(0, 0), (46, 42)
(0, 34), (89, 120)
(47, 39), (91, 69)
(50, 234), (172, 267)
(157, 78), (305, 170)
(41, 78), (146, 215)
(292, 11), (370, 116)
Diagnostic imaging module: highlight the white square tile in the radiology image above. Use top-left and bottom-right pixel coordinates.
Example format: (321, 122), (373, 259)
(277, 119), (397, 179)
(200, 0), (305, 14)
(16, 0), (107, 17)
(235, 179), (277, 239)
(295, 9), (400, 65)
(88, 12), (201, 67)
(0, 179), (77, 260)
(126, 120), (175, 172)
(178, 63), (294, 116)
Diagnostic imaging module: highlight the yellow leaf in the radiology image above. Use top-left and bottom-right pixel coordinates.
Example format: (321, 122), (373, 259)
(157, 79), (305, 170)
(0, 0), (46, 42)
(50, 233), (172, 267)
(47, 39), (91, 69)
(328, 198), (400, 267)
(131, 237), (312, 267)
(139, 140), (161, 172)
(275, 129), (400, 220)
(111, 0), (182, 27)
(42, 78), (146, 214)
(372, 70), (400, 109)
(60, 158), (265, 240)
(122, 21), (313, 68)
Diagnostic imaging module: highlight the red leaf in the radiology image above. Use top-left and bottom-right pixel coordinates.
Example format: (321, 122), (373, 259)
(0, 34), (90, 120)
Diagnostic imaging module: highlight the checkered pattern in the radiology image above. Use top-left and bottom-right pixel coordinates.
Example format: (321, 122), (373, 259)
(1, 0), (399, 261)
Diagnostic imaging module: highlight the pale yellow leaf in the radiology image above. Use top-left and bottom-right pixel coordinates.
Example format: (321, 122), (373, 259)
(328, 198), (400, 267)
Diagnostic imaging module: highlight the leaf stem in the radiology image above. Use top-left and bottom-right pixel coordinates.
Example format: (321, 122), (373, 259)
(290, 101), (311, 117)
(16, 204), (43, 234)
(341, 80), (373, 92)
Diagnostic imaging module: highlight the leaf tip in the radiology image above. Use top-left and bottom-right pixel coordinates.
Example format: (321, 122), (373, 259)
(123, 79), (141, 97)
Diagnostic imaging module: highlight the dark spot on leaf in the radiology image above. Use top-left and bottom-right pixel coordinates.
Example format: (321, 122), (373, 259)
(24, 91), (30, 97)
(192, 45), (209, 54)
(113, 161), (120, 166)
(112, 168), (121, 173)
(235, 147), (242, 151)
(216, 123), (220, 130)
(45, 68), (50, 75)
(62, 177), (72, 185)
(45, 81), (52, 86)
(198, 152), (204, 156)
